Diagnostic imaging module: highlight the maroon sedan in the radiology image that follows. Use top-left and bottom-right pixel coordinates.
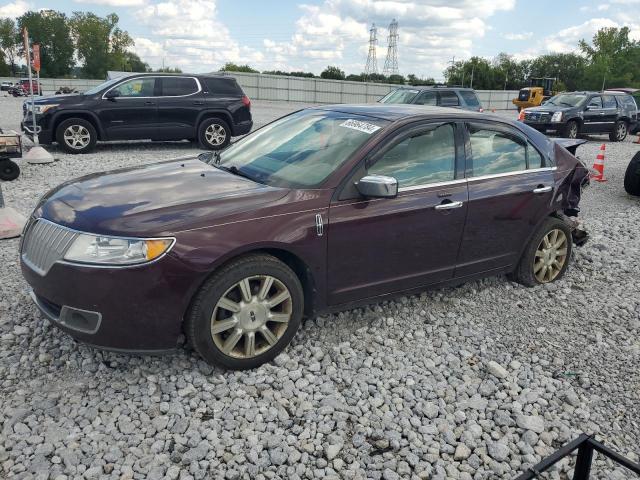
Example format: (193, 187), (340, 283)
(20, 105), (588, 369)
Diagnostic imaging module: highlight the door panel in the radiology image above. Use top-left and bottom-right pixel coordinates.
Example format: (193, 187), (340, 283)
(155, 77), (203, 140)
(456, 169), (555, 276)
(583, 96), (606, 133)
(98, 77), (158, 140)
(327, 183), (468, 305)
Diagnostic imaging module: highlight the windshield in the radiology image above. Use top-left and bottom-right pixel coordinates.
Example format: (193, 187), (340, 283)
(84, 77), (123, 95)
(219, 110), (389, 188)
(545, 93), (587, 107)
(379, 89), (419, 104)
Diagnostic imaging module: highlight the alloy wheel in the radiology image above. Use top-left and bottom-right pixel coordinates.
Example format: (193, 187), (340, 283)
(205, 124), (227, 146)
(210, 275), (292, 358)
(63, 125), (91, 150)
(568, 123), (578, 139)
(533, 229), (568, 283)
(616, 122), (627, 141)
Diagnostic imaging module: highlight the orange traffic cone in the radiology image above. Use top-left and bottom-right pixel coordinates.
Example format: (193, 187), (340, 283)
(634, 132), (640, 144)
(590, 144), (607, 182)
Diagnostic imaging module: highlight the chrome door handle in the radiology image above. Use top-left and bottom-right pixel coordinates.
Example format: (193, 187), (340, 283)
(533, 186), (552, 194)
(435, 200), (464, 210)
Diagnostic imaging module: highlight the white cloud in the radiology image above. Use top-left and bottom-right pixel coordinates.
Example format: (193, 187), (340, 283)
(503, 32), (533, 41)
(0, 0), (31, 18)
(73, 0), (146, 6)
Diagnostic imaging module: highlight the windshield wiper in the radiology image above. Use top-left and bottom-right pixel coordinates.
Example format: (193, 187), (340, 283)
(214, 164), (256, 182)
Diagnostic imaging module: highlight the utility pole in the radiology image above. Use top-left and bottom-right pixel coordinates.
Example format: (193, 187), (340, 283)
(448, 56), (455, 86)
(470, 62), (475, 89)
(382, 19), (399, 76)
(364, 23), (378, 79)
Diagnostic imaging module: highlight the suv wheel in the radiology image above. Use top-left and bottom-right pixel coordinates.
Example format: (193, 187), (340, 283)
(56, 118), (97, 154)
(198, 118), (231, 150)
(624, 151), (640, 196)
(609, 120), (628, 142)
(510, 217), (573, 287)
(185, 254), (304, 369)
(562, 120), (579, 139)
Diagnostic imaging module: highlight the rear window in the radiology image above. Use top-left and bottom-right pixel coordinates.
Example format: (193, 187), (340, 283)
(161, 77), (198, 96)
(204, 77), (242, 96)
(440, 91), (460, 107)
(459, 90), (480, 107)
(602, 95), (616, 108)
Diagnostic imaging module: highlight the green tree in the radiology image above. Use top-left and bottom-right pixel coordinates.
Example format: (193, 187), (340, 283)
(16, 10), (74, 77)
(153, 66), (182, 73)
(387, 74), (405, 85)
(406, 74), (435, 86)
(122, 51), (150, 72)
(320, 66), (345, 80)
(0, 18), (19, 76)
(70, 12), (133, 79)
(0, 50), (10, 76)
(528, 53), (586, 91)
(221, 63), (258, 73)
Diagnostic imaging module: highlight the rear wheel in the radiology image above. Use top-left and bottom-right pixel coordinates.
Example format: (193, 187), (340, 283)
(185, 254), (304, 369)
(511, 217), (572, 287)
(609, 120), (628, 142)
(624, 151), (640, 196)
(562, 120), (579, 139)
(198, 118), (231, 150)
(55, 118), (97, 154)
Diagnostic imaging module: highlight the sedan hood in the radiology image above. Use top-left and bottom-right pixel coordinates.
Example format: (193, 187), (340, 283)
(36, 158), (289, 236)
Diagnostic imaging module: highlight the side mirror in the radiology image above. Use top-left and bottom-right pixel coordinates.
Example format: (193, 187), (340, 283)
(104, 89), (119, 100)
(355, 175), (398, 198)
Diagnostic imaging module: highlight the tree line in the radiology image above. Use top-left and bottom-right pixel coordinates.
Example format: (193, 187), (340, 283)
(0, 10), (181, 79)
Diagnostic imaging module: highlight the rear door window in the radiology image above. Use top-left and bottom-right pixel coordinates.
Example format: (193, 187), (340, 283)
(161, 77), (198, 96)
(467, 124), (527, 176)
(588, 96), (602, 109)
(602, 95), (617, 109)
(440, 91), (460, 107)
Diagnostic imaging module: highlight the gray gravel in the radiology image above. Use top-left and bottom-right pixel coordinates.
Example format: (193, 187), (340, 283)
(1, 94), (640, 479)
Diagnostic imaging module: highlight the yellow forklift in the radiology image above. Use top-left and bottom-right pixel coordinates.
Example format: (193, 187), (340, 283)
(512, 77), (557, 112)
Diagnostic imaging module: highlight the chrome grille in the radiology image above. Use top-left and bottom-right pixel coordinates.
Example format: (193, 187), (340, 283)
(21, 219), (78, 275)
(524, 112), (551, 123)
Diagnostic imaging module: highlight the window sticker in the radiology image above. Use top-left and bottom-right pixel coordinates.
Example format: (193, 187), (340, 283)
(339, 119), (382, 134)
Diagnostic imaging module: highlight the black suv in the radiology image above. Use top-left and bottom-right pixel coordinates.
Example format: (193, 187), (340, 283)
(521, 91), (638, 141)
(378, 86), (484, 112)
(21, 73), (252, 153)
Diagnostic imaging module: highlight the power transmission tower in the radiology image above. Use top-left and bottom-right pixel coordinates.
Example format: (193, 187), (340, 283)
(382, 19), (399, 76)
(364, 23), (378, 78)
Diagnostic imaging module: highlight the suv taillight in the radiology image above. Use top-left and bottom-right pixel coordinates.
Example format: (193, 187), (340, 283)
(242, 95), (251, 110)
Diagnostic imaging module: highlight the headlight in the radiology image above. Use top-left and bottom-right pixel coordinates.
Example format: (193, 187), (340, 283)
(551, 111), (563, 123)
(63, 234), (174, 266)
(32, 104), (59, 114)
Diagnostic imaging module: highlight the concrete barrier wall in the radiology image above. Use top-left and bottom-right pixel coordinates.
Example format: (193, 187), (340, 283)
(1, 74), (519, 110)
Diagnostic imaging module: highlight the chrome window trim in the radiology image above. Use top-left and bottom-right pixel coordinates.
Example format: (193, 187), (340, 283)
(101, 75), (202, 100)
(468, 166), (557, 182)
(22, 218), (176, 273)
(398, 178), (467, 192)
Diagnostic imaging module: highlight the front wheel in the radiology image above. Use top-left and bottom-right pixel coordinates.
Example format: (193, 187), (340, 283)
(511, 217), (573, 287)
(185, 254), (304, 369)
(624, 151), (640, 196)
(56, 118), (97, 154)
(562, 120), (579, 139)
(198, 118), (231, 150)
(609, 120), (628, 142)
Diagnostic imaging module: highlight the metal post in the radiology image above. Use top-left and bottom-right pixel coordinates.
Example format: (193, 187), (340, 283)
(572, 444), (594, 480)
(24, 31), (39, 147)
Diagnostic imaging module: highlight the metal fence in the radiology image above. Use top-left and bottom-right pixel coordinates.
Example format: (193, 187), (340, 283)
(1, 73), (519, 110)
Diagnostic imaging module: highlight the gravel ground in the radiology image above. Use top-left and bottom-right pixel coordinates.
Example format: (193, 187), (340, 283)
(1, 94), (639, 480)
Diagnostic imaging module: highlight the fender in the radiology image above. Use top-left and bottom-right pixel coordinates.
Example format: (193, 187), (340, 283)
(195, 109), (234, 131)
(51, 110), (106, 140)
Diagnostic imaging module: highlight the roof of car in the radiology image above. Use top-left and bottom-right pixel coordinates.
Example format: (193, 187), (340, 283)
(314, 104), (486, 121)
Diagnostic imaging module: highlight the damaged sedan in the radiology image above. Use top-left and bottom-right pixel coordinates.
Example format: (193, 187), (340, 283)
(20, 105), (589, 369)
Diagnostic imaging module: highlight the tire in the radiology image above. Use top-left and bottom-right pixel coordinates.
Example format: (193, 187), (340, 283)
(624, 151), (640, 196)
(609, 120), (628, 142)
(562, 120), (579, 139)
(185, 254), (304, 369)
(511, 217), (573, 287)
(55, 118), (97, 154)
(0, 159), (20, 181)
(198, 117), (231, 150)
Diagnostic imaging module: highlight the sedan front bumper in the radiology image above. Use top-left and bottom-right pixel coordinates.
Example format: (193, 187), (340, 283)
(22, 251), (205, 352)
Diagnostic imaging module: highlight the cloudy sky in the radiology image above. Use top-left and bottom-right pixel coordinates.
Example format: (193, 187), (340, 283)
(1, 0), (639, 79)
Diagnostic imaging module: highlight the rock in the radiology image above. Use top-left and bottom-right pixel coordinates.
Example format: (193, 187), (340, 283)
(516, 415), (545, 434)
(325, 444), (342, 460)
(488, 442), (510, 462)
(486, 361), (509, 379)
(454, 444), (471, 461)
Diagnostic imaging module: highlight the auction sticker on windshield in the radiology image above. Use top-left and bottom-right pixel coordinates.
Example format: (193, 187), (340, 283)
(339, 119), (382, 134)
